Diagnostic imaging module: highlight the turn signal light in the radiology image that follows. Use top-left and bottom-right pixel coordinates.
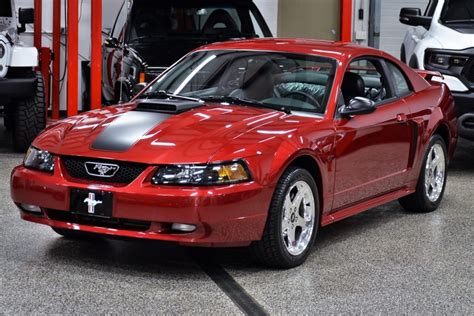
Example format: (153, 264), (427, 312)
(139, 72), (146, 83)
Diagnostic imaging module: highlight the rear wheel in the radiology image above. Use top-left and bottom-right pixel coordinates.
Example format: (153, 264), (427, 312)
(399, 135), (448, 212)
(12, 71), (46, 152)
(252, 167), (319, 268)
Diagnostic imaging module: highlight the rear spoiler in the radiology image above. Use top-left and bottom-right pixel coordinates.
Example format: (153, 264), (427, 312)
(415, 70), (444, 82)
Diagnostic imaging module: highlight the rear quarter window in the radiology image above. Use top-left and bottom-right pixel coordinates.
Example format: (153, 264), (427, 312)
(386, 62), (412, 96)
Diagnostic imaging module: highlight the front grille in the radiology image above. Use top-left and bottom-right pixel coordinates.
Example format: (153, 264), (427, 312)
(62, 156), (148, 184)
(462, 59), (474, 84)
(46, 209), (151, 232)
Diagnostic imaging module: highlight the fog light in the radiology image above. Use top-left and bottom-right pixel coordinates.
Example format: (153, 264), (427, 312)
(171, 223), (196, 232)
(20, 204), (42, 213)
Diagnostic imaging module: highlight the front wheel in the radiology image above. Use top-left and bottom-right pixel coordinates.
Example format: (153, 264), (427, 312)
(252, 167), (320, 268)
(399, 135), (448, 212)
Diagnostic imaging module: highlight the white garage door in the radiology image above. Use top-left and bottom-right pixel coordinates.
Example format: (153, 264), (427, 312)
(379, 0), (429, 58)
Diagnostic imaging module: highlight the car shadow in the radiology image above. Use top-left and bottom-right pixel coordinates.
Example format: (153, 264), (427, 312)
(45, 236), (206, 277)
(0, 117), (14, 153)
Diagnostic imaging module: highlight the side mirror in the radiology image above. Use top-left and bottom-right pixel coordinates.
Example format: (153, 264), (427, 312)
(339, 97), (376, 116)
(399, 7), (432, 29)
(132, 83), (148, 96)
(18, 8), (35, 34)
(104, 37), (120, 48)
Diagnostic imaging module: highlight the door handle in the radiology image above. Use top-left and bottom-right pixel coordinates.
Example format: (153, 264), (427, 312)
(396, 113), (408, 124)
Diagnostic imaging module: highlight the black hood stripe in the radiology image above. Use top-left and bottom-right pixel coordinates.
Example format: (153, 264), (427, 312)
(91, 111), (171, 152)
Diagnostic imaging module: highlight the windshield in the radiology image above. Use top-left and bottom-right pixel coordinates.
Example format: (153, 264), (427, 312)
(441, 0), (474, 24)
(144, 50), (337, 114)
(127, 2), (271, 42)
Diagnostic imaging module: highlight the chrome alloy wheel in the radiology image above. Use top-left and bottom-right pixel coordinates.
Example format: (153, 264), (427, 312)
(281, 181), (316, 256)
(424, 143), (446, 203)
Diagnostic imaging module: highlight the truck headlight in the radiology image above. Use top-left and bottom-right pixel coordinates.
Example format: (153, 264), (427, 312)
(151, 161), (251, 186)
(425, 51), (470, 70)
(24, 146), (55, 173)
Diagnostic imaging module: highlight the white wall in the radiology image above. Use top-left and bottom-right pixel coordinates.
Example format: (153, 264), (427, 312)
(254, 0), (278, 36)
(352, 0), (371, 46)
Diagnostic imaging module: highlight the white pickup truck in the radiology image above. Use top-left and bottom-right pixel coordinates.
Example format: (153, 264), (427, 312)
(0, 0), (45, 151)
(400, 0), (474, 140)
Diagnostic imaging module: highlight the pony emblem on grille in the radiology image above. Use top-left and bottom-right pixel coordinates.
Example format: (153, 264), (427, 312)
(85, 162), (120, 178)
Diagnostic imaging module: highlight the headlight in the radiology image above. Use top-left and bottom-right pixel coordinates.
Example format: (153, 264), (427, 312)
(0, 44), (5, 59)
(151, 161), (251, 186)
(23, 146), (55, 173)
(425, 51), (469, 70)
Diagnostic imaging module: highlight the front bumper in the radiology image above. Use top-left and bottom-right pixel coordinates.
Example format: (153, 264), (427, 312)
(453, 91), (474, 140)
(0, 77), (37, 98)
(10, 163), (271, 247)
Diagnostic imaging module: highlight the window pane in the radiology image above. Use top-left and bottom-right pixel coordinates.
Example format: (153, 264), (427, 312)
(387, 62), (411, 96)
(346, 60), (387, 104)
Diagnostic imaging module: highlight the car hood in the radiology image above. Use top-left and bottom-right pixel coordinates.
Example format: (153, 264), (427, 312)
(34, 103), (317, 164)
(430, 23), (474, 50)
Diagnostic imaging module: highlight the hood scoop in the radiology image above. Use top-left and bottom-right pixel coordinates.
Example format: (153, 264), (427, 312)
(135, 99), (204, 114)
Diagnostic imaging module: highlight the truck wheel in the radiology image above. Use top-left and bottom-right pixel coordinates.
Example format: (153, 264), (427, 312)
(4, 105), (15, 130)
(12, 71), (46, 152)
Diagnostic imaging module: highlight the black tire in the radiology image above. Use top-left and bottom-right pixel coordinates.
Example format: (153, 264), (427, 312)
(51, 227), (97, 239)
(409, 55), (419, 69)
(3, 104), (15, 130)
(12, 71), (46, 152)
(399, 135), (448, 213)
(252, 167), (320, 269)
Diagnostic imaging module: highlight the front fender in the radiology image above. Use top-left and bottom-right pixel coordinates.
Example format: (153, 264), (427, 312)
(10, 46), (38, 67)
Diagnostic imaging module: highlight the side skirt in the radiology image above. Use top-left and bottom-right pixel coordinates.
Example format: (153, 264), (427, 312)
(321, 188), (415, 226)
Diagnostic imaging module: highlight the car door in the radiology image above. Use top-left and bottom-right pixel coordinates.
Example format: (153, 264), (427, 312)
(332, 57), (414, 210)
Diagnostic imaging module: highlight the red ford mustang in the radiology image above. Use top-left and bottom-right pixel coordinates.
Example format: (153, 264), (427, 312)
(11, 39), (457, 268)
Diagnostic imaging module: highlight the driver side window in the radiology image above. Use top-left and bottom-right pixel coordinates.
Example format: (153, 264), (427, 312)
(342, 59), (389, 106)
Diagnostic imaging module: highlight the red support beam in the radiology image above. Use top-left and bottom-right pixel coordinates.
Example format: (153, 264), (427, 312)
(67, 0), (79, 117)
(90, 0), (102, 110)
(51, 0), (61, 120)
(33, 0), (42, 50)
(340, 0), (353, 42)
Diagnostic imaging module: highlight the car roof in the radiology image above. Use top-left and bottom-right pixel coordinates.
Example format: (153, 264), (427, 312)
(197, 38), (387, 62)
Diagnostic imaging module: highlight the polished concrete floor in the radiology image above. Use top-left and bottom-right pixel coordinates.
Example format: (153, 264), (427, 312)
(1, 118), (473, 314)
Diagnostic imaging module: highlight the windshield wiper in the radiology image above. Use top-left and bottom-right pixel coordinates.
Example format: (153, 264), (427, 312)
(138, 90), (202, 102)
(201, 96), (291, 114)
